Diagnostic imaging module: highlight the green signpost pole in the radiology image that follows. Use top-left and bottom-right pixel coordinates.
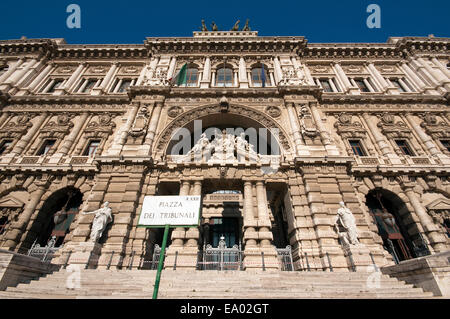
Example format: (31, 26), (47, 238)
(152, 224), (169, 299)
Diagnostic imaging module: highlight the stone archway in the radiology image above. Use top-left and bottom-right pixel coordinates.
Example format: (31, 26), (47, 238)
(26, 187), (83, 249)
(154, 103), (293, 158)
(365, 189), (426, 262)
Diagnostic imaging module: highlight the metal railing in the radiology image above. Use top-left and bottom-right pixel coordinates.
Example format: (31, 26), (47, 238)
(27, 236), (60, 263)
(198, 237), (243, 271)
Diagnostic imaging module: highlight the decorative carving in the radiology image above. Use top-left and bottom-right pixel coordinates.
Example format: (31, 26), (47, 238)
(298, 105), (318, 138)
(129, 105), (149, 139)
(167, 106), (183, 118)
(377, 112), (411, 139)
(266, 106), (281, 118)
(334, 113), (367, 139)
(420, 112), (450, 139)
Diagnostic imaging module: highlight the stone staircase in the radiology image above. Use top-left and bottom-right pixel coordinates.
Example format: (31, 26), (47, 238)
(0, 269), (435, 299)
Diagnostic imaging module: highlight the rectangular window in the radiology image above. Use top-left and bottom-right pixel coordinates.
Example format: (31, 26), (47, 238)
(36, 139), (56, 156)
(355, 79), (370, 92)
(395, 140), (414, 156)
(440, 140), (450, 152)
(79, 79), (98, 93)
(0, 140), (12, 155)
(390, 78), (405, 92)
(118, 79), (132, 93)
(349, 140), (366, 156)
(319, 79), (333, 92)
(43, 79), (64, 93)
(83, 140), (101, 157)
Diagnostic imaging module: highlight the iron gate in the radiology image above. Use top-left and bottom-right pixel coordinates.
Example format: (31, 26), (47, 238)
(27, 236), (59, 263)
(199, 236), (243, 270)
(276, 245), (294, 271)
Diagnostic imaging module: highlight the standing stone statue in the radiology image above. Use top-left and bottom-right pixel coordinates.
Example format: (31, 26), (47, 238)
(211, 22), (218, 31)
(82, 202), (113, 243)
(231, 20), (240, 31)
(334, 201), (359, 246)
(242, 19), (250, 31)
(201, 19), (208, 31)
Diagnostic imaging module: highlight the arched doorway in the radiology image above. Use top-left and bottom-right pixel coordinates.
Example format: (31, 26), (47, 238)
(30, 187), (83, 248)
(365, 189), (424, 263)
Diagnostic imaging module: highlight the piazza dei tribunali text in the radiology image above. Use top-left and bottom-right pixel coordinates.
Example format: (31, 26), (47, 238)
(0, 21), (448, 298)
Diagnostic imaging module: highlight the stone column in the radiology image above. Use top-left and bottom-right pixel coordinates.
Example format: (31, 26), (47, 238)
(417, 57), (447, 84)
(273, 57), (283, 85)
(333, 62), (358, 94)
(3, 181), (48, 251)
(402, 184), (447, 252)
(10, 112), (48, 156)
(365, 62), (392, 93)
(431, 57), (450, 79)
(0, 59), (38, 91)
(55, 63), (86, 95)
(200, 56), (211, 88)
(167, 56), (177, 80)
(0, 58), (24, 83)
(399, 62), (429, 93)
(309, 102), (330, 145)
(361, 113), (393, 157)
(185, 181), (201, 247)
(56, 112), (89, 157)
(91, 62), (119, 95)
(22, 63), (54, 94)
(239, 57), (248, 88)
(254, 181), (278, 270)
(0, 112), (10, 129)
(108, 103), (141, 156)
(243, 181), (257, 247)
(404, 114), (440, 156)
(286, 102), (304, 156)
(139, 101), (163, 156)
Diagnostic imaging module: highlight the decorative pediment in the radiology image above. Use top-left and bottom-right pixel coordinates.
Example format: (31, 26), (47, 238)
(426, 198), (450, 211)
(0, 114), (33, 138)
(0, 196), (25, 208)
(334, 112), (366, 139)
(377, 112), (411, 139)
(84, 113), (116, 135)
(420, 113), (450, 139)
(41, 113), (74, 136)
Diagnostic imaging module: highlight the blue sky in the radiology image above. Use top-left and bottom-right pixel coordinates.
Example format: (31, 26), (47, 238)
(0, 0), (449, 44)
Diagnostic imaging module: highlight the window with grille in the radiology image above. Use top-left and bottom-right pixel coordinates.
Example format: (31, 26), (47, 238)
(186, 68), (199, 87)
(83, 140), (101, 157)
(216, 68), (233, 87)
(395, 140), (414, 156)
(36, 139), (56, 156)
(349, 140), (366, 156)
(251, 67), (269, 87)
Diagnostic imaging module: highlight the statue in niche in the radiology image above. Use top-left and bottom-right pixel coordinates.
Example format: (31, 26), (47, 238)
(201, 19), (208, 31)
(242, 19), (251, 31)
(334, 201), (359, 246)
(211, 22), (219, 31)
(82, 202), (113, 243)
(224, 134), (236, 160)
(231, 20), (240, 31)
(187, 133), (209, 157)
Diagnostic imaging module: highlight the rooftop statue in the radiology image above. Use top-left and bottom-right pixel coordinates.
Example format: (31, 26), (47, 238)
(211, 22), (218, 31)
(201, 19), (208, 31)
(231, 20), (240, 31)
(242, 19), (251, 31)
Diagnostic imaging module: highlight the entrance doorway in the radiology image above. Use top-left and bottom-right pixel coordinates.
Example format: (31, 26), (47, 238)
(208, 217), (239, 248)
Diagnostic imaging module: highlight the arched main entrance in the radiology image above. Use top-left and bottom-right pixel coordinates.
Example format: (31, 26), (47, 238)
(365, 189), (428, 263)
(29, 187), (83, 248)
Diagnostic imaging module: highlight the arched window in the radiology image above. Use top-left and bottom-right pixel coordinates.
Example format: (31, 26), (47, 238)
(186, 68), (199, 87)
(251, 66), (269, 87)
(216, 67), (233, 87)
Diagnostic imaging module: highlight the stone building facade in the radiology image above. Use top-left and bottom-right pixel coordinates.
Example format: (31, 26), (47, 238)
(0, 30), (449, 272)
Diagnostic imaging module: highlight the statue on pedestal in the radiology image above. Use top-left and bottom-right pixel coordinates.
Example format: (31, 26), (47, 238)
(82, 202), (113, 243)
(211, 22), (218, 31)
(334, 201), (359, 246)
(242, 19), (251, 31)
(231, 20), (240, 31)
(201, 20), (208, 31)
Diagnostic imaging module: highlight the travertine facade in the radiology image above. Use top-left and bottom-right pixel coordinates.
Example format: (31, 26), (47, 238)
(0, 31), (449, 272)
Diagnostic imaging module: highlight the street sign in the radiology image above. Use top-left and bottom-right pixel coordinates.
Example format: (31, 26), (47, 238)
(138, 195), (201, 227)
(136, 195), (202, 299)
